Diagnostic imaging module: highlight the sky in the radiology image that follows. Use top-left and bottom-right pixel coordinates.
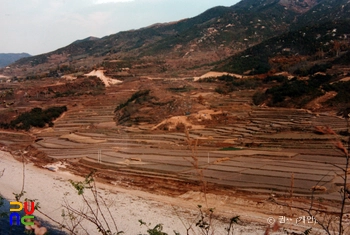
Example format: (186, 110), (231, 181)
(0, 0), (240, 55)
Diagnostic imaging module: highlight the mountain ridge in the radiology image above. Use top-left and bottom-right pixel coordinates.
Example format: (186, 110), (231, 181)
(4, 0), (350, 78)
(71, 36), (100, 45)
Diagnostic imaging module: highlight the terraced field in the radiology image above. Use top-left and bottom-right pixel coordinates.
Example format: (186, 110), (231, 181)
(27, 79), (348, 201)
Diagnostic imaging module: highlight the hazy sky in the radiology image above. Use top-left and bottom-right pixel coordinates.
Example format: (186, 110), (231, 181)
(0, 0), (240, 55)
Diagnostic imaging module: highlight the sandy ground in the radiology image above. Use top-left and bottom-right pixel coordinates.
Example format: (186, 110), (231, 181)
(85, 70), (122, 87)
(152, 110), (224, 131)
(61, 75), (77, 81)
(60, 133), (107, 144)
(194, 72), (243, 81)
(152, 116), (205, 130)
(0, 150), (282, 235)
(340, 76), (350, 82)
(0, 75), (10, 79)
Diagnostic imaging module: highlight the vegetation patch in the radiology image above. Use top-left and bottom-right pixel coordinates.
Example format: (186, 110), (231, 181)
(215, 75), (262, 94)
(54, 77), (105, 97)
(219, 147), (242, 151)
(221, 55), (271, 75)
(323, 81), (350, 106)
(254, 74), (333, 107)
(198, 77), (217, 83)
(294, 63), (332, 76)
(115, 90), (151, 112)
(334, 51), (350, 65)
(167, 85), (194, 93)
(0, 106), (67, 131)
(263, 75), (289, 84)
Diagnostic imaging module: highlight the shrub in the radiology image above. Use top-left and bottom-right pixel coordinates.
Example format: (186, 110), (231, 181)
(115, 90), (150, 112)
(1, 106), (67, 131)
(308, 63), (332, 75)
(263, 75), (288, 83)
(198, 77), (217, 83)
(215, 87), (228, 95)
(175, 122), (186, 132)
(294, 64), (332, 76)
(216, 75), (262, 93)
(262, 74), (333, 107)
(323, 81), (350, 106)
(167, 86), (193, 93)
(253, 91), (267, 105)
(308, 74), (332, 88)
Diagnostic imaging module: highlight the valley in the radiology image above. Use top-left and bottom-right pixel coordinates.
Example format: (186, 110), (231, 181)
(0, 70), (348, 234)
(1, 0), (350, 234)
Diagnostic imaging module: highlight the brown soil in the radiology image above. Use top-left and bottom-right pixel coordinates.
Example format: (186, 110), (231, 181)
(305, 91), (337, 110)
(0, 75), (349, 234)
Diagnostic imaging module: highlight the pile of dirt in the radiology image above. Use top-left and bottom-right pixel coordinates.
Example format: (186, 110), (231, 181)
(152, 110), (226, 131)
(60, 133), (106, 144)
(85, 70), (122, 87)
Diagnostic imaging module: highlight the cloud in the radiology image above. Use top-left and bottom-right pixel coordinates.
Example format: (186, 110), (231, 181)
(93, 0), (134, 4)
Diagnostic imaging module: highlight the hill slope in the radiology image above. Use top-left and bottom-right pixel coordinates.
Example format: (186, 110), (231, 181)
(215, 20), (350, 74)
(291, 0), (350, 29)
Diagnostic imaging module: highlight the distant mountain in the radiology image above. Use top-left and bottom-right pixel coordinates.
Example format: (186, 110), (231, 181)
(0, 53), (31, 68)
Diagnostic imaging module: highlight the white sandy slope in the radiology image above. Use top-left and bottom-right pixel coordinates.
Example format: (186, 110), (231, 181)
(85, 70), (122, 87)
(0, 75), (9, 79)
(194, 72), (243, 81)
(152, 116), (204, 131)
(0, 150), (279, 235)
